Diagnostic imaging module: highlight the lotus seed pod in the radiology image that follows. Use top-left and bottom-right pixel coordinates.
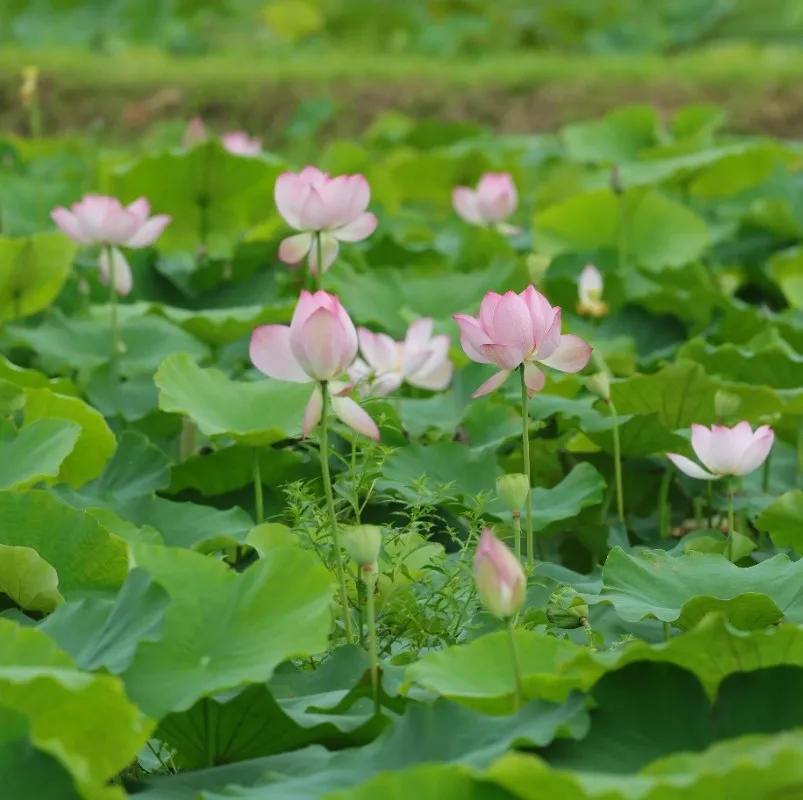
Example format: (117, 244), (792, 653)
(587, 372), (611, 402)
(496, 473), (530, 512)
(714, 389), (741, 419)
(343, 525), (383, 566)
(546, 586), (589, 630)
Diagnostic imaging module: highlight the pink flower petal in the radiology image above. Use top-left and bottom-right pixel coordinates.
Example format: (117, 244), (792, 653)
(408, 358), (453, 391)
(491, 291), (534, 358)
(478, 292), (503, 339)
(321, 175), (364, 228)
(278, 232), (313, 264)
(101, 207), (141, 245)
(579, 264), (603, 305)
(452, 187), (484, 225)
(126, 214), (171, 248)
(480, 343), (524, 370)
(534, 308), (562, 360)
(335, 212), (377, 243)
(51, 207), (91, 244)
(126, 198), (151, 224)
(523, 363), (546, 397)
(332, 396), (380, 440)
(736, 426), (774, 475)
(472, 369), (512, 398)
(667, 453), (719, 481)
(404, 318), (434, 351)
(358, 328), (398, 372)
(299, 166), (328, 188)
(290, 290), (319, 330)
(690, 424), (717, 473)
(275, 172), (310, 230)
(308, 233), (339, 275)
(537, 334), (592, 373)
(293, 308), (351, 381)
(453, 314), (492, 364)
(303, 387), (323, 438)
(299, 187), (330, 231)
(476, 173), (517, 223)
(523, 285), (555, 343)
(98, 247), (133, 296)
(474, 527), (526, 618)
(707, 424), (744, 474)
(249, 325), (311, 383)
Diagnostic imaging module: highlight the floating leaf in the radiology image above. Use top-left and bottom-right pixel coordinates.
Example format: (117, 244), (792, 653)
(755, 490), (803, 552)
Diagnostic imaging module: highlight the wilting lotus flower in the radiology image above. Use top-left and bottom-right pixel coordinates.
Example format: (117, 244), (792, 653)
(51, 195), (171, 296)
(349, 318), (453, 397)
(453, 173), (519, 233)
(182, 116), (207, 148)
(454, 286), (592, 398)
(222, 131), (262, 156)
(275, 167), (378, 274)
(474, 528), (526, 619)
(667, 422), (774, 481)
(576, 264), (609, 318)
(250, 290), (379, 440)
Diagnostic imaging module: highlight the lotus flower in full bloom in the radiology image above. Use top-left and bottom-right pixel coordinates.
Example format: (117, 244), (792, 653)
(474, 528), (526, 619)
(453, 173), (519, 233)
(51, 195), (171, 296)
(667, 422), (774, 481)
(275, 167), (378, 274)
(221, 131), (262, 157)
(249, 290), (380, 440)
(576, 264), (609, 318)
(454, 286), (593, 398)
(349, 319), (453, 397)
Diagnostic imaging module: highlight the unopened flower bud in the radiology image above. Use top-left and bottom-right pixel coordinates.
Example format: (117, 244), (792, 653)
(610, 165), (624, 196)
(714, 389), (741, 420)
(587, 372), (611, 402)
(496, 473), (530, 512)
(343, 525), (382, 566)
(20, 66), (38, 108)
(546, 586), (589, 629)
(473, 528), (526, 619)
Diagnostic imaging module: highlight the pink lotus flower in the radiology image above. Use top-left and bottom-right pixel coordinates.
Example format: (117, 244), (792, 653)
(349, 319), (453, 397)
(51, 195), (171, 297)
(454, 286), (593, 398)
(222, 131), (262, 157)
(474, 527), (526, 619)
(275, 167), (378, 275)
(249, 290), (379, 440)
(182, 116), (207, 148)
(667, 422), (774, 481)
(453, 173), (518, 232)
(577, 264), (609, 318)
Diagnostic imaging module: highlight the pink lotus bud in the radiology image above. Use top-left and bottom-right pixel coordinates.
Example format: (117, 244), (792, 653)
(453, 285), (592, 399)
(473, 528), (526, 619)
(453, 173), (518, 227)
(577, 264), (609, 318)
(51, 194), (171, 249)
(182, 116), (207, 148)
(667, 422), (774, 481)
(221, 131), (262, 157)
(274, 167), (378, 275)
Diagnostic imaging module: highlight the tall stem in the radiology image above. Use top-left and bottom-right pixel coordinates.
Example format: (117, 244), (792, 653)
(253, 448), (264, 525)
(617, 190), (628, 271)
(320, 382), (354, 644)
(762, 449), (772, 493)
(512, 510), (522, 562)
(519, 365), (540, 563)
(315, 232), (324, 291)
(180, 418), (197, 461)
(105, 245), (120, 375)
(608, 399), (625, 524)
(663, 621), (672, 642)
(506, 618), (524, 712)
(727, 478), (735, 562)
(659, 464), (672, 538)
(351, 437), (361, 524)
(363, 565), (380, 716)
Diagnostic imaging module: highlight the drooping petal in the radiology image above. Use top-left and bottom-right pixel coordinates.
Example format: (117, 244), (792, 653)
(690, 424), (717, 473)
(98, 247), (133, 296)
(358, 328), (398, 372)
(308, 233), (339, 274)
(51, 207), (91, 244)
(408, 358), (453, 391)
(452, 187), (485, 225)
(369, 371), (403, 397)
(302, 387), (323, 438)
(523, 363), (546, 397)
(480, 343), (524, 370)
(538, 334), (592, 373)
(249, 325), (312, 383)
(736, 426), (774, 476)
(491, 291), (534, 358)
(278, 232), (314, 264)
(453, 314), (492, 364)
(667, 453), (719, 481)
(293, 308), (351, 381)
(332, 396), (380, 440)
(126, 214), (171, 248)
(275, 172), (309, 229)
(299, 187), (331, 231)
(472, 369), (512, 398)
(334, 212), (377, 242)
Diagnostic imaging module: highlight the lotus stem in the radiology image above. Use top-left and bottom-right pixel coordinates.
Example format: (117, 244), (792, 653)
(727, 477), (735, 562)
(663, 621), (672, 642)
(363, 563), (380, 716)
(253, 448), (264, 524)
(506, 618), (525, 712)
(608, 399), (625, 523)
(512, 510), (522, 561)
(105, 244), (120, 375)
(519, 365), (540, 563)
(315, 232), (323, 291)
(659, 464), (672, 538)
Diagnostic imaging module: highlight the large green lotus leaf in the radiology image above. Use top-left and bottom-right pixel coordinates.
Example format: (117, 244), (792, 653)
(0, 355), (77, 396)
(584, 413), (686, 458)
(38, 568), (170, 674)
(755, 490), (803, 552)
(0, 232), (76, 320)
(0, 418), (79, 490)
(23, 389), (116, 488)
(158, 302), (295, 345)
(0, 620), (151, 794)
(155, 353), (311, 446)
(596, 548), (803, 629)
(0, 544), (63, 612)
(111, 141), (287, 257)
(609, 361), (783, 429)
(0, 491), (127, 597)
(121, 544), (334, 718)
(8, 311), (209, 378)
(678, 337), (803, 389)
(404, 630), (588, 713)
(534, 189), (709, 270)
(769, 245), (803, 308)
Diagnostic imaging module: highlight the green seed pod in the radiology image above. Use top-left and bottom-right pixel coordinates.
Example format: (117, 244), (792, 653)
(714, 389), (741, 419)
(586, 372), (611, 402)
(343, 525), (383, 566)
(546, 586), (589, 630)
(496, 473), (530, 512)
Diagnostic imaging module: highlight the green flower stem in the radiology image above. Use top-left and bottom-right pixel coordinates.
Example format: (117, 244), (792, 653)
(512, 510), (522, 561)
(253, 448), (264, 525)
(762, 448), (772, 492)
(581, 617), (596, 651)
(320, 381), (354, 644)
(659, 464), (672, 538)
(351, 437), (361, 524)
(608, 399), (625, 524)
(363, 565), (380, 716)
(519, 365), (540, 563)
(315, 232), (324, 291)
(663, 621), (672, 642)
(506, 618), (525, 712)
(726, 477), (736, 562)
(707, 480), (714, 529)
(105, 244), (120, 375)
(179, 418), (197, 461)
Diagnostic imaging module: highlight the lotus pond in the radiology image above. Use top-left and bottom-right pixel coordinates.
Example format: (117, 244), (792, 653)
(3, 103), (803, 799)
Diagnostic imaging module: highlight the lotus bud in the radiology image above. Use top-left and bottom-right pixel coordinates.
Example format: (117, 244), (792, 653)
(473, 528), (526, 619)
(546, 586), (589, 630)
(714, 389), (741, 420)
(610, 165), (624, 196)
(343, 525), (383, 566)
(496, 473), (530, 512)
(587, 372), (611, 402)
(20, 66), (38, 108)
